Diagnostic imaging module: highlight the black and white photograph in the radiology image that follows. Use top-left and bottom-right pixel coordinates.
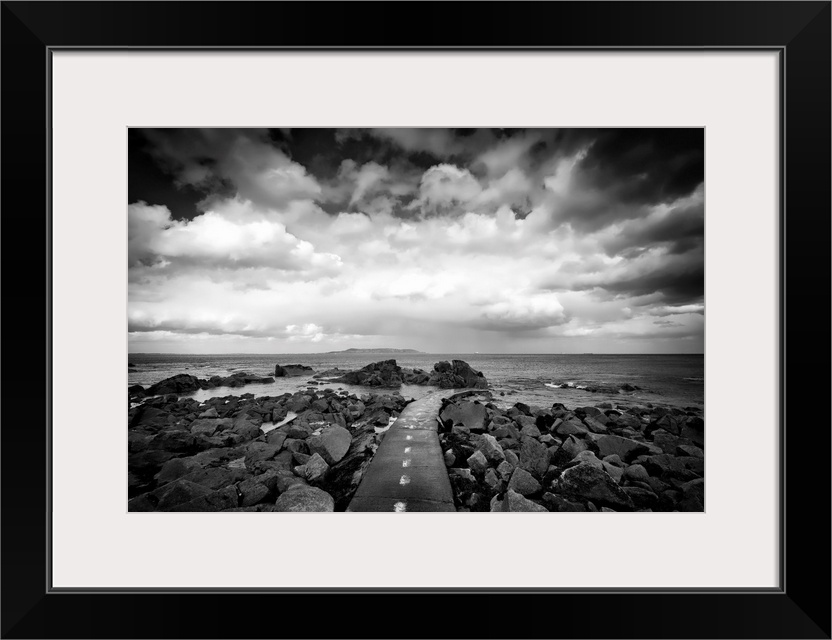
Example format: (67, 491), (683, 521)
(127, 127), (705, 513)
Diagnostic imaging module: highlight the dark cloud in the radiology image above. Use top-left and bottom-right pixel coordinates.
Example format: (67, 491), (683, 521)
(577, 128), (704, 206)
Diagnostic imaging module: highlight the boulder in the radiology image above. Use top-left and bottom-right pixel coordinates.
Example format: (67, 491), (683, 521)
(244, 441), (281, 471)
(428, 360), (488, 389)
(237, 478), (271, 507)
(333, 359), (404, 387)
(477, 434), (505, 464)
(146, 374), (204, 396)
(467, 450), (489, 474)
(595, 434), (650, 463)
(507, 468), (542, 496)
(622, 486), (659, 509)
(166, 485), (240, 512)
(274, 364), (314, 377)
(297, 453), (330, 483)
(274, 485), (335, 511)
(518, 435), (550, 479)
(542, 492), (586, 512)
(555, 419), (589, 437)
(583, 416), (609, 434)
(501, 489), (547, 512)
(623, 463), (650, 483)
(189, 418), (232, 437)
(440, 401), (487, 432)
(153, 479), (212, 511)
(555, 462), (635, 510)
(651, 429), (680, 454)
(307, 425), (352, 465)
(198, 406), (219, 419)
(677, 477), (704, 511)
(677, 444), (704, 458)
(265, 430), (288, 449)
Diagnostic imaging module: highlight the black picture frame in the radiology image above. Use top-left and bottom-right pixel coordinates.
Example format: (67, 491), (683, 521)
(2, 1), (829, 638)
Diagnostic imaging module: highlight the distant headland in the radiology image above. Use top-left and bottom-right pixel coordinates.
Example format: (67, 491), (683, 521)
(325, 348), (424, 354)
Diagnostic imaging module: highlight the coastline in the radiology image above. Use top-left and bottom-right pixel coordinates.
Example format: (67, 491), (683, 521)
(128, 359), (704, 513)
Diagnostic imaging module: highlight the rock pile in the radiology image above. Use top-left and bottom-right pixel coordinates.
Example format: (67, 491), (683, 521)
(328, 359), (487, 390)
(133, 372), (275, 399)
(128, 385), (412, 512)
(438, 396), (704, 512)
(274, 364), (314, 377)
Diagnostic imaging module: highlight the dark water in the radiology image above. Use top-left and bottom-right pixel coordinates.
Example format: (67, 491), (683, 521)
(128, 353), (704, 410)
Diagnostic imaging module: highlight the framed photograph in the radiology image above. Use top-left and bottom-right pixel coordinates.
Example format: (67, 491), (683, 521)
(2, 1), (829, 638)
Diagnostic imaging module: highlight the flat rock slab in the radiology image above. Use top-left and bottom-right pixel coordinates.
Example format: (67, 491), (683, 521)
(347, 390), (456, 513)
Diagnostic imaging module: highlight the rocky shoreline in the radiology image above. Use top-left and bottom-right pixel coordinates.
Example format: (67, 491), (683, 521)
(127, 359), (489, 512)
(127, 358), (703, 512)
(439, 393), (704, 511)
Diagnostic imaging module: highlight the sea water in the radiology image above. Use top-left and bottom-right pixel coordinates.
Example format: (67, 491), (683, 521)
(128, 353), (704, 410)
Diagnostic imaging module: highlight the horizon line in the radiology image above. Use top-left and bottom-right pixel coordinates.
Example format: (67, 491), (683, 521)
(128, 351), (705, 356)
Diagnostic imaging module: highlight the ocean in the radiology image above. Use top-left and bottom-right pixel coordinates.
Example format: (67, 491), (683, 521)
(128, 353), (704, 410)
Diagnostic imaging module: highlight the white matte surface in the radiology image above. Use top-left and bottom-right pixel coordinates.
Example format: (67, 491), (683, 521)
(51, 51), (779, 588)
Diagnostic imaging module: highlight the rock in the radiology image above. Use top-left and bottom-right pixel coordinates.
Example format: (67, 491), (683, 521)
(680, 416), (704, 447)
(333, 359), (405, 387)
(518, 435), (550, 479)
(300, 452), (330, 483)
(266, 430), (288, 449)
(467, 450), (489, 474)
(444, 450), (456, 467)
(555, 419), (589, 437)
(237, 478), (271, 507)
(433, 360), (488, 389)
(643, 454), (689, 478)
(504, 450), (519, 466)
(165, 485), (240, 512)
(274, 364), (314, 377)
(542, 492), (586, 512)
(440, 401), (487, 432)
(244, 441), (281, 472)
(484, 468), (500, 489)
(623, 463), (650, 482)
(602, 454), (625, 467)
(652, 429), (680, 454)
(148, 430), (196, 454)
(284, 422), (313, 439)
(128, 493), (157, 512)
(557, 435), (588, 462)
(153, 479), (212, 510)
(507, 468), (542, 496)
(677, 477), (704, 511)
(519, 422), (542, 438)
(595, 435), (650, 463)
(501, 489), (547, 512)
(495, 461), (513, 481)
(477, 434), (505, 464)
(677, 444), (704, 458)
(555, 462), (635, 510)
(583, 416), (609, 434)
(622, 486), (659, 509)
(307, 425), (351, 465)
(189, 418), (230, 437)
(198, 406), (219, 419)
(274, 485), (335, 511)
(274, 471), (307, 494)
(146, 374), (204, 396)
(179, 466), (243, 490)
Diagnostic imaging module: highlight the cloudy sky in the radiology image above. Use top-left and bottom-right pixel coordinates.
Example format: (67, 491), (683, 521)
(128, 128), (704, 354)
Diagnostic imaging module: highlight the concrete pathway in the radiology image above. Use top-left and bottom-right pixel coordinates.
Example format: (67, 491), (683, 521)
(347, 390), (457, 512)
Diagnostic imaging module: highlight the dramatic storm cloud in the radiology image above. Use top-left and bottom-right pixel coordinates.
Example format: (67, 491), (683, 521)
(128, 128), (704, 353)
